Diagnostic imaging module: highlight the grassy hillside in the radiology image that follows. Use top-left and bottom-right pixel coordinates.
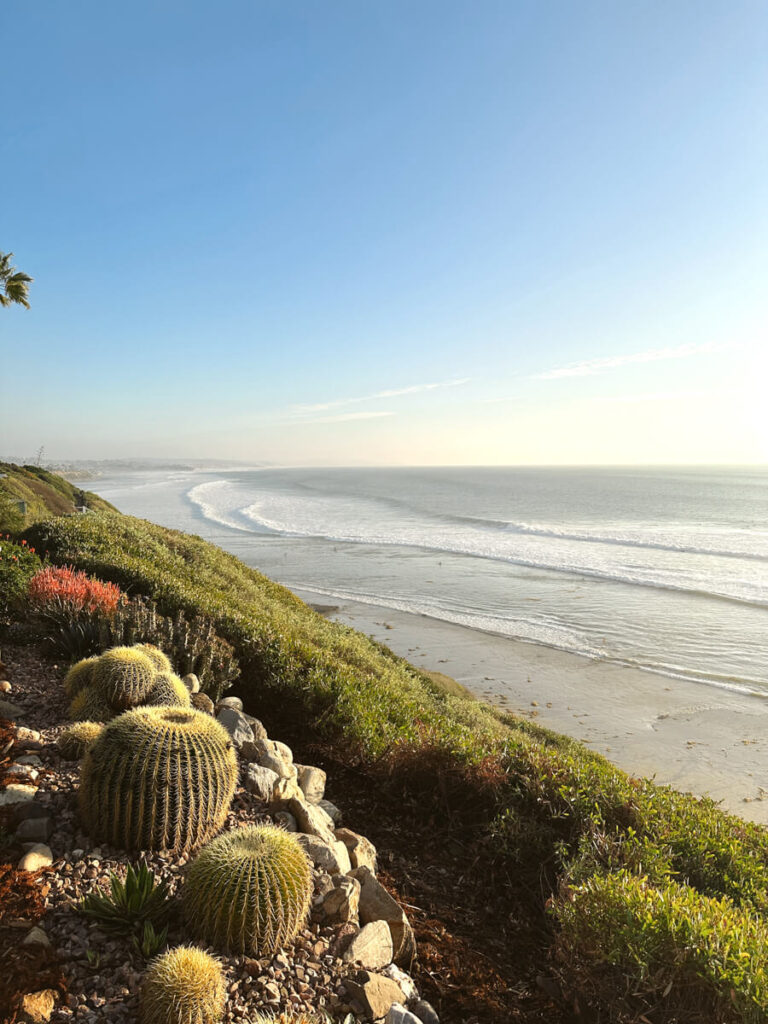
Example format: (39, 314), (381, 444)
(0, 462), (115, 531)
(15, 502), (768, 1021)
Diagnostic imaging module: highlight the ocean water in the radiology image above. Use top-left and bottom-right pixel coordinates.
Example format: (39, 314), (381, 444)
(90, 466), (768, 695)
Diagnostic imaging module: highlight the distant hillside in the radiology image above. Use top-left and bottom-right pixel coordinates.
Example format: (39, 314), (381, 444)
(0, 462), (116, 531)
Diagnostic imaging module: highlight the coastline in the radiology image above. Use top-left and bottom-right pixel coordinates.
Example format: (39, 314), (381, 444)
(293, 587), (768, 825)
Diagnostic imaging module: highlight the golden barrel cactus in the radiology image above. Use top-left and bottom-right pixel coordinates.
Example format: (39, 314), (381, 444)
(146, 671), (192, 708)
(68, 685), (113, 723)
(140, 945), (226, 1024)
(57, 721), (104, 759)
(136, 643), (173, 674)
(79, 707), (237, 853)
(183, 825), (313, 955)
(64, 656), (99, 698)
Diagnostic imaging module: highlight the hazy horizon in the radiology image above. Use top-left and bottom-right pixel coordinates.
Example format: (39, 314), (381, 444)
(2, 2), (765, 466)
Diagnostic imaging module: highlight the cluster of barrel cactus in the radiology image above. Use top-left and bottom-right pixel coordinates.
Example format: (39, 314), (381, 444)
(66, 644), (192, 722)
(183, 824), (313, 955)
(79, 705), (238, 853)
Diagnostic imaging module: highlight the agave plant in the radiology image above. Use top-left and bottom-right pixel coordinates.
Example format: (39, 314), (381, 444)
(79, 862), (171, 938)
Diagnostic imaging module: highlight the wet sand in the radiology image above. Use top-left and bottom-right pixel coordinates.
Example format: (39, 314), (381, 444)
(297, 590), (768, 825)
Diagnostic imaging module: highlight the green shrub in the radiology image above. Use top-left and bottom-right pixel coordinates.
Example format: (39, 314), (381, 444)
(553, 870), (768, 1023)
(0, 537), (40, 616)
(79, 706), (237, 853)
(183, 825), (313, 955)
(140, 945), (226, 1024)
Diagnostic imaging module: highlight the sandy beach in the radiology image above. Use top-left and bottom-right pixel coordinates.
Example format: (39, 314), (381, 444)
(294, 589), (768, 826)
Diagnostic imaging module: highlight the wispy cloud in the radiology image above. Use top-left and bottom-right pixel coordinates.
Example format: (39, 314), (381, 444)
(291, 378), (470, 414)
(533, 342), (720, 380)
(297, 410), (395, 425)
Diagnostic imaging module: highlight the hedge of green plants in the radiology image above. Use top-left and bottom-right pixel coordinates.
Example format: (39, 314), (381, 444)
(23, 509), (768, 1022)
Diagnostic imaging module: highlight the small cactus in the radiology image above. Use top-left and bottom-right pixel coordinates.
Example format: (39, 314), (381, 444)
(146, 671), (192, 708)
(80, 707), (237, 853)
(140, 945), (226, 1024)
(57, 721), (104, 759)
(69, 685), (113, 723)
(183, 825), (313, 955)
(93, 646), (157, 711)
(136, 643), (173, 674)
(249, 1015), (327, 1024)
(64, 656), (99, 698)
(191, 693), (215, 714)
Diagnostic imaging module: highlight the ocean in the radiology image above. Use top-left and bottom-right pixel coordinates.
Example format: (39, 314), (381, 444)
(90, 466), (768, 696)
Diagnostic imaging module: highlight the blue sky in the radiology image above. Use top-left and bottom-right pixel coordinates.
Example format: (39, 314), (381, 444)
(1, 1), (765, 464)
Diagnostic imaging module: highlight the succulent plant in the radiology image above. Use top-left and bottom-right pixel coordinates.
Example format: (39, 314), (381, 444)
(93, 646), (157, 711)
(191, 693), (215, 714)
(140, 945), (226, 1024)
(249, 1015), (329, 1024)
(80, 707), (237, 853)
(68, 684), (114, 723)
(146, 671), (192, 708)
(183, 825), (313, 955)
(136, 643), (173, 674)
(63, 656), (99, 698)
(57, 721), (104, 759)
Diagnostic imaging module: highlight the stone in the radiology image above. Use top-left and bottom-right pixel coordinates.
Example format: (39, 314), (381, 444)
(241, 714), (268, 740)
(383, 965), (419, 1003)
(15, 802), (49, 821)
(296, 764), (326, 804)
(297, 833), (351, 875)
(0, 697), (23, 718)
(0, 783), (36, 807)
(289, 796), (335, 843)
(190, 692), (215, 714)
(336, 827), (378, 872)
(319, 797), (343, 825)
(244, 764), (279, 802)
(7, 764), (38, 780)
(342, 920), (394, 969)
(0, 680), (11, 692)
(345, 972), (404, 1021)
(273, 811), (297, 831)
(216, 707), (254, 749)
(15, 727), (42, 749)
(181, 673), (200, 693)
(271, 775), (301, 804)
(216, 696), (243, 712)
(328, 921), (359, 958)
(410, 999), (440, 1024)
(317, 875), (360, 924)
(18, 844), (53, 871)
(16, 816), (53, 843)
(16, 754), (43, 766)
(352, 865), (416, 966)
(19, 989), (57, 1023)
(22, 926), (51, 948)
(387, 1004), (423, 1024)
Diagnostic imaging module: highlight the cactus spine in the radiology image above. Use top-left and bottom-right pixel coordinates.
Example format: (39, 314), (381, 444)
(79, 707), (237, 853)
(146, 671), (192, 708)
(183, 825), (313, 955)
(92, 646), (157, 710)
(140, 945), (226, 1024)
(64, 656), (99, 698)
(136, 643), (173, 674)
(69, 685), (113, 723)
(57, 721), (104, 759)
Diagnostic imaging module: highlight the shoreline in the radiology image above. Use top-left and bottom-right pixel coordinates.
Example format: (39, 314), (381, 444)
(293, 587), (768, 825)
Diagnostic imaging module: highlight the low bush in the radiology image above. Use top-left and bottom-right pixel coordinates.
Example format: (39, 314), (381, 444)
(553, 870), (768, 1023)
(0, 537), (41, 618)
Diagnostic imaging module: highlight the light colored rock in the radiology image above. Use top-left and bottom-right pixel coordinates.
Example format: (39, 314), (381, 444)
(319, 797), (343, 825)
(0, 680), (11, 692)
(216, 696), (243, 712)
(244, 763), (279, 802)
(296, 764), (326, 803)
(352, 865), (416, 966)
(410, 998), (440, 1024)
(19, 989), (57, 1023)
(16, 754), (43, 766)
(317, 874), (360, 924)
(15, 727), (42, 748)
(271, 775), (301, 804)
(345, 972), (404, 1021)
(216, 706), (254, 749)
(289, 796), (335, 843)
(16, 816), (53, 843)
(0, 783), (36, 807)
(343, 919), (394, 969)
(273, 811), (297, 832)
(297, 833), (351, 874)
(0, 697), (23, 718)
(387, 1004), (423, 1024)
(336, 827), (378, 872)
(181, 673), (200, 693)
(22, 926), (51, 948)
(383, 965), (419, 1003)
(7, 764), (38, 780)
(18, 844), (53, 872)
